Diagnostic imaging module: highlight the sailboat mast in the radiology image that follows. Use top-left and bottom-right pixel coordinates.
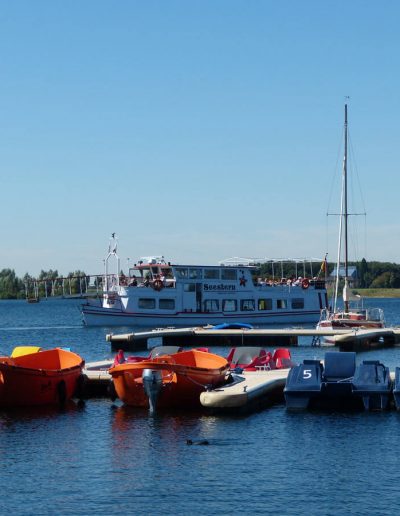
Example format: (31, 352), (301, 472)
(343, 103), (349, 312)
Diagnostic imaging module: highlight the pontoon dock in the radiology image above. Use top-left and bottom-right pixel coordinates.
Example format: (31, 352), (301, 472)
(200, 368), (289, 413)
(105, 326), (400, 351)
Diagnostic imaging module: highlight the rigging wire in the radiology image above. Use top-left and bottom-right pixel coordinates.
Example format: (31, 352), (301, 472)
(325, 123), (346, 277)
(326, 125), (345, 216)
(347, 129), (368, 263)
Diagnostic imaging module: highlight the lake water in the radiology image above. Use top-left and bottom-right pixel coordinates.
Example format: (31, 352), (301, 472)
(1, 298), (400, 515)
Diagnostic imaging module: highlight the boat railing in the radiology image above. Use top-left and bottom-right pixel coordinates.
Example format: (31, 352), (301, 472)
(318, 308), (330, 323)
(257, 279), (326, 289)
(365, 307), (385, 323)
(104, 275), (176, 291)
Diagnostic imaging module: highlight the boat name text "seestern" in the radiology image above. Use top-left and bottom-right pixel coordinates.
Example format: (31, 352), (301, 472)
(203, 284), (236, 291)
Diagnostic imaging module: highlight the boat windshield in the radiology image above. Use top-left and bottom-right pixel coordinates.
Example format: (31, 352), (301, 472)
(128, 265), (175, 284)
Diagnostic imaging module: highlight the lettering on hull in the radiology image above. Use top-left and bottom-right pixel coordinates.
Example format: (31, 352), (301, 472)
(203, 284), (236, 291)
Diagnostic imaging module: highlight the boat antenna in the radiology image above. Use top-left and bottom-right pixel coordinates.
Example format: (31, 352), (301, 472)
(105, 233), (120, 290)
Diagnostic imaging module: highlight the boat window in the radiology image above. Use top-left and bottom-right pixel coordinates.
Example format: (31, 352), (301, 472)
(221, 269), (237, 280)
(223, 299), (237, 312)
(240, 299), (255, 311)
(129, 268), (143, 279)
(204, 299), (219, 312)
(204, 269), (220, 280)
(159, 299), (175, 310)
(151, 266), (159, 275)
(183, 284), (195, 292)
(258, 298), (272, 310)
(291, 298), (304, 309)
(277, 299), (288, 309)
(189, 268), (202, 279)
(175, 267), (188, 279)
(138, 298), (156, 309)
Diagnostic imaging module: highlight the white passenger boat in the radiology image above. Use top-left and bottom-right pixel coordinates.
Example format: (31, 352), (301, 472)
(82, 237), (328, 327)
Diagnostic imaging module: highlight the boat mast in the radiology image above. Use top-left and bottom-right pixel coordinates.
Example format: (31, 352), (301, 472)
(343, 103), (349, 313)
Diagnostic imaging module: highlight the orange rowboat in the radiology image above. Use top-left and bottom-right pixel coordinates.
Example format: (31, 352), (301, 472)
(0, 348), (84, 407)
(109, 349), (230, 411)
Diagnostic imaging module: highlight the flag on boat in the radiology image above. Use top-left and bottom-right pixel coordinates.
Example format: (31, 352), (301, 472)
(318, 255), (328, 277)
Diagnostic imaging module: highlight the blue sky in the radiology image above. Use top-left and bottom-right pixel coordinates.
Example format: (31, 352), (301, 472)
(0, 1), (399, 277)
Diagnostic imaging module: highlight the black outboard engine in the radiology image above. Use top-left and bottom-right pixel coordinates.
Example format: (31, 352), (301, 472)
(142, 369), (163, 413)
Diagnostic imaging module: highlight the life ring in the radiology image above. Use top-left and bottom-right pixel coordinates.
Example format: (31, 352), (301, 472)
(153, 279), (163, 291)
(301, 278), (310, 289)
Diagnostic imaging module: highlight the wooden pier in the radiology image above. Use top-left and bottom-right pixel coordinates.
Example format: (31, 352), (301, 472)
(24, 274), (104, 301)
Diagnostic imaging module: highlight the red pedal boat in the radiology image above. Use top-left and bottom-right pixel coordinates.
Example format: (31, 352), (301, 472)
(226, 346), (295, 370)
(0, 348), (84, 407)
(109, 349), (229, 411)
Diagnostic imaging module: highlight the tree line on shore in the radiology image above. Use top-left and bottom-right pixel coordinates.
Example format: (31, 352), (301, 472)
(0, 269), (90, 299)
(0, 258), (399, 299)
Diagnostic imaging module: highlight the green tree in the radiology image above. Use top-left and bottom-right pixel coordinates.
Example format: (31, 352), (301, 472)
(0, 269), (24, 299)
(370, 272), (391, 288)
(38, 269), (59, 297)
(358, 258), (368, 288)
(389, 271), (400, 288)
(67, 270), (89, 295)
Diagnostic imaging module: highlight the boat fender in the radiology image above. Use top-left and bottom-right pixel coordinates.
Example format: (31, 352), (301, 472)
(57, 380), (67, 407)
(301, 278), (310, 289)
(74, 374), (87, 400)
(108, 380), (118, 402)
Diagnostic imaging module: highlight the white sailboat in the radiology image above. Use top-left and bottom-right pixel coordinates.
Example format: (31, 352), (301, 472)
(317, 104), (385, 334)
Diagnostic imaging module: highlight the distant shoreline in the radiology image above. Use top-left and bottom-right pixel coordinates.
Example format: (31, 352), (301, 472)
(351, 288), (400, 298)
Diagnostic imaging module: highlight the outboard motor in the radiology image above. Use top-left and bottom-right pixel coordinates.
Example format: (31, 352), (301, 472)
(142, 369), (163, 413)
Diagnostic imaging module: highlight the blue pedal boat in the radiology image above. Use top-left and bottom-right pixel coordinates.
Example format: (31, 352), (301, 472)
(392, 368), (400, 410)
(284, 351), (391, 411)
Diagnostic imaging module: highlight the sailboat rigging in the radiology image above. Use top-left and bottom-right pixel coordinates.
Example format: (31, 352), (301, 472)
(317, 104), (385, 334)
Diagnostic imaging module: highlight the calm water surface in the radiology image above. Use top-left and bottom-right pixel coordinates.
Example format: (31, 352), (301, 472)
(1, 298), (400, 515)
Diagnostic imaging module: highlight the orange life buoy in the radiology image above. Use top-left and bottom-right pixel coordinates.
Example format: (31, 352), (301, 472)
(301, 278), (310, 289)
(153, 279), (163, 291)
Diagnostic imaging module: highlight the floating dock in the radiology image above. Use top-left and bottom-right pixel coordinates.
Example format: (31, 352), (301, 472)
(333, 328), (400, 351)
(106, 326), (400, 351)
(106, 327), (343, 351)
(200, 368), (289, 413)
(81, 360), (113, 397)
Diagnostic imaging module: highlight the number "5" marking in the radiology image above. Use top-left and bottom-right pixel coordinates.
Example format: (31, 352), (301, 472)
(303, 369), (312, 379)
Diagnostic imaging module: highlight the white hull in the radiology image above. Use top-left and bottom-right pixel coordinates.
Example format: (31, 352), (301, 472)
(82, 305), (322, 327)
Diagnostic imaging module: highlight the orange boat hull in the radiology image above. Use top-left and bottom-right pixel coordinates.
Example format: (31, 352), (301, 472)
(110, 350), (229, 409)
(0, 348), (84, 407)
